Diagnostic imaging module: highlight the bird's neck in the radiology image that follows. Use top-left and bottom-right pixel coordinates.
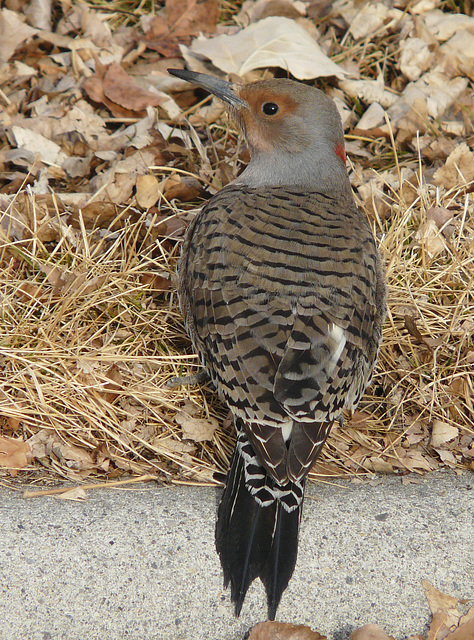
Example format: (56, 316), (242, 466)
(234, 144), (352, 197)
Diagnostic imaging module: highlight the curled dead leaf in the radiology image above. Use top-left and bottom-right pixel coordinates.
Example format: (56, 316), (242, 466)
(55, 487), (88, 501)
(445, 618), (474, 640)
(433, 143), (474, 190)
(27, 429), (95, 471)
(416, 219), (447, 259)
(84, 62), (164, 117)
(350, 624), (395, 640)
(430, 420), (459, 448)
(141, 273), (171, 292)
(248, 620), (326, 640)
(174, 411), (218, 442)
(183, 16), (345, 80)
(68, 201), (121, 230)
(364, 456), (394, 474)
(0, 436), (30, 476)
(426, 206), (455, 238)
(423, 579), (461, 637)
(161, 174), (203, 202)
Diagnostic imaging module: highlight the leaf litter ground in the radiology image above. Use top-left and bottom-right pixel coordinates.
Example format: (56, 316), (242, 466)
(0, 0), (473, 495)
(0, 2), (473, 639)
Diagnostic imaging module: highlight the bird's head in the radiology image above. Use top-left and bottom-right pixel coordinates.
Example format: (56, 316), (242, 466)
(169, 69), (349, 191)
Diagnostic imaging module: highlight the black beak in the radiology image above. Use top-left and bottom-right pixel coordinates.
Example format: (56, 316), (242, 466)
(168, 68), (247, 109)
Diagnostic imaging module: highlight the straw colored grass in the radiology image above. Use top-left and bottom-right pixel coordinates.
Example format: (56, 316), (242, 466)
(1, 157), (472, 486)
(0, 1), (473, 486)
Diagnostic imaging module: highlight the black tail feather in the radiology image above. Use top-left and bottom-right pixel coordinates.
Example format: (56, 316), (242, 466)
(260, 499), (301, 619)
(215, 447), (303, 619)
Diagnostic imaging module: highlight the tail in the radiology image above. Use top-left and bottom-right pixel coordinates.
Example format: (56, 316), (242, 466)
(215, 444), (303, 620)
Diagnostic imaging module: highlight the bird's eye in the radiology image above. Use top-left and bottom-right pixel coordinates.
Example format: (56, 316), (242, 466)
(261, 102), (279, 116)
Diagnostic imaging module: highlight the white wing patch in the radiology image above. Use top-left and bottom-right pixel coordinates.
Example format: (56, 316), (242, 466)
(328, 323), (346, 365)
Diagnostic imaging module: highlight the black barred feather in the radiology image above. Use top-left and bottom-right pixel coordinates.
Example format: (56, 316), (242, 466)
(216, 432), (303, 619)
(178, 185), (385, 619)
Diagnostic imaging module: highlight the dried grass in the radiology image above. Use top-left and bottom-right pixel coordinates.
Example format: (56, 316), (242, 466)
(1, 153), (472, 486)
(0, 0), (473, 487)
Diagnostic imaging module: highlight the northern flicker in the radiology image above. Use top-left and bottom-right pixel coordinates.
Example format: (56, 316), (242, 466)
(168, 68), (386, 620)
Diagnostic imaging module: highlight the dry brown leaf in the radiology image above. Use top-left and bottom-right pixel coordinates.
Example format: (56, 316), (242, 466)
(155, 436), (196, 455)
(416, 220), (447, 259)
(98, 364), (124, 403)
(459, 605), (474, 627)
(351, 624), (395, 640)
(348, 410), (373, 427)
(433, 144), (474, 190)
(365, 457), (394, 473)
(423, 579), (461, 640)
(165, 0), (218, 37)
(236, 0), (305, 26)
(69, 202), (120, 230)
(141, 273), (172, 292)
(103, 63), (164, 112)
(51, 440), (95, 471)
(356, 102), (386, 131)
(423, 580), (460, 614)
(388, 72), (468, 134)
(0, 8), (38, 62)
(439, 30), (474, 79)
(136, 174), (160, 209)
(10, 125), (68, 167)
(55, 487), (88, 501)
(426, 207), (455, 237)
(175, 411), (218, 442)
(27, 430), (95, 471)
(2, 417), (21, 432)
(153, 213), (187, 239)
(25, 0), (52, 30)
(248, 620), (326, 640)
(401, 451), (436, 472)
(430, 421), (459, 448)
(183, 16), (345, 80)
(84, 61), (164, 117)
(444, 618), (474, 640)
(161, 174), (202, 202)
(144, 0), (218, 55)
(0, 436), (30, 475)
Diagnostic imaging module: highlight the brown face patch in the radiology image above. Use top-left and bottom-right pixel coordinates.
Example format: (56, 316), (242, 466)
(238, 87), (299, 120)
(236, 87), (300, 152)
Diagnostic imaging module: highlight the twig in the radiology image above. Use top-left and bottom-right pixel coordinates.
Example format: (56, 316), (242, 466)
(23, 474), (157, 498)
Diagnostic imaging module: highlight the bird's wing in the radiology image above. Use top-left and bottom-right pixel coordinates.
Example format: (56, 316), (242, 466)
(179, 185), (383, 483)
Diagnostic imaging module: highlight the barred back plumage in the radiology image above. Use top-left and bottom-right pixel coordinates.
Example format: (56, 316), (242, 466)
(169, 68), (386, 620)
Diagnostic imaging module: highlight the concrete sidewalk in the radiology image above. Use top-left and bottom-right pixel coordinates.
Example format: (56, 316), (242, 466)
(1, 472), (472, 640)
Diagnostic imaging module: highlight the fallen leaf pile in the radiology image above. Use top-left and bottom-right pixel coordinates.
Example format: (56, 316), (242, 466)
(0, 0), (473, 485)
(245, 581), (474, 640)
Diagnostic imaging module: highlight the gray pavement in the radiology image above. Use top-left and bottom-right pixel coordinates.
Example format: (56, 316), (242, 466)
(1, 471), (473, 640)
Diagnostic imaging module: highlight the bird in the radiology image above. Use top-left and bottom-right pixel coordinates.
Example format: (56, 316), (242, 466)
(168, 68), (386, 620)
